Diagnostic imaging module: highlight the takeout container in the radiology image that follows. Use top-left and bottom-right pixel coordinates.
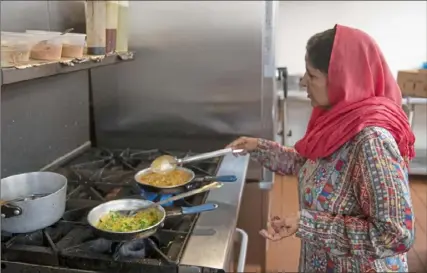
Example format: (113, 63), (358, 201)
(1, 32), (41, 66)
(30, 37), (63, 61)
(397, 69), (427, 98)
(26, 30), (86, 58)
(24, 31), (64, 61)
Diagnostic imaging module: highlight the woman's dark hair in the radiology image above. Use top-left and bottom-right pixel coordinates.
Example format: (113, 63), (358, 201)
(306, 26), (337, 74)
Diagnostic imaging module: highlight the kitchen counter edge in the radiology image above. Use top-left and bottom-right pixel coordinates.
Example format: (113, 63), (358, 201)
(179, 153), (250, 272)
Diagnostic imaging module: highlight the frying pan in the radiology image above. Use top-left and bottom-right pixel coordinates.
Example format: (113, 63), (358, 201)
(87, 199), (218, 241)
(134, 166), (237, 194)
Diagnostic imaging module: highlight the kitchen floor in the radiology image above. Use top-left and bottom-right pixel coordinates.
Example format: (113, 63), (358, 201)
(238, 175), (427, 272)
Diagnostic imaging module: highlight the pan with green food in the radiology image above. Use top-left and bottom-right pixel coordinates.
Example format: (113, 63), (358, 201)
(87, 199), (218, 241)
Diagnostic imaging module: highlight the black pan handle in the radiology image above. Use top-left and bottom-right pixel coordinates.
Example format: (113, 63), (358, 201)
(1, 203), (23, 218)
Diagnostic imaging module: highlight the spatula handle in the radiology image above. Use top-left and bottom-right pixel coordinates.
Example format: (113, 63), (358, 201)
(178, 148), (244, 164)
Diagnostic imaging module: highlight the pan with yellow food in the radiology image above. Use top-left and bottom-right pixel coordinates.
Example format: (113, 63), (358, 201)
(87, 198), (218, 241)
(134, 166), (237, 194)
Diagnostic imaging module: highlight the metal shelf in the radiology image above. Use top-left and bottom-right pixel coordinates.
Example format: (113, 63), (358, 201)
(283, 90), (427, 175)
(1, 52), (134, 86)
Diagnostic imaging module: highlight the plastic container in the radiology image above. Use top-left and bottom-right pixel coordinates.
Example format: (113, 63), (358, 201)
(26, 30), (62, 35)
(26, 32), (64, 61)
(27, 30), (87, 58)
(116, 1), (129, 52)
(1, 32), (41, 66)
(106, 1), (119, 53)
(86, 1), (107, 55)
(61, 34), (86, 58)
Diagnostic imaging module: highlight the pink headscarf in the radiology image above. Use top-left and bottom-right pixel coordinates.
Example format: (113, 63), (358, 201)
(294, 25), (415, 162)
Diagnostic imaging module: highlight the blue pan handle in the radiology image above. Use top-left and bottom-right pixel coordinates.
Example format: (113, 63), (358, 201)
(202, 175), (237, 183)
(181, 203), (219, 215)
(216, 175), (237, 182)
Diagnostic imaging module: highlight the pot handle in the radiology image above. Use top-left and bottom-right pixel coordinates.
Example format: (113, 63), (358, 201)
(1, 202), (23, 218)
(181, 203), (218, 215)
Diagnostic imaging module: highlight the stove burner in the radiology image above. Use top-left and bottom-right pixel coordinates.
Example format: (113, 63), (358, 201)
(70, 237), (158, 260)
(86, 238), (113, 253)
(117, 238), (151, 259)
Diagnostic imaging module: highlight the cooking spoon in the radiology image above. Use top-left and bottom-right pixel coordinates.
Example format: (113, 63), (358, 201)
(151, 147), (244, 174)
(0, 193), (49, 205)
(118, 181), (223, 217)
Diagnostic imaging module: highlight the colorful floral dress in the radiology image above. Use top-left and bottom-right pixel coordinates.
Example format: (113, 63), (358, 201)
(251, 126), (415, 272)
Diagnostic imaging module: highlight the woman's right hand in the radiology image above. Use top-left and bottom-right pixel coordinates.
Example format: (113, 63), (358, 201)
(227, 137), (259, 154)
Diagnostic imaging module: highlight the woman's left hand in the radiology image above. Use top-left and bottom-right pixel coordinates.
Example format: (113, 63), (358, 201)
(259, 212), (300, 241)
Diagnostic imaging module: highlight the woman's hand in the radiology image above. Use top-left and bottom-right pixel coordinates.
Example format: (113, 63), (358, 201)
(226, 137), (259, 154)
(259, 212), (300, 241)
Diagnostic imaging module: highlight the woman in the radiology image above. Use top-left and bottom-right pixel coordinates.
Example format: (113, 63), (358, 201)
(228, 25), (416, 272)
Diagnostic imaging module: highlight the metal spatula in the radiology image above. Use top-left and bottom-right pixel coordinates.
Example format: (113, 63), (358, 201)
(151, 148), (244, 174)
(0, 193), (49, 205)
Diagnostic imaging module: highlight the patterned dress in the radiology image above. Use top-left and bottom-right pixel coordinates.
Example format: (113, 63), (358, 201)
(251, 126), (415, 272)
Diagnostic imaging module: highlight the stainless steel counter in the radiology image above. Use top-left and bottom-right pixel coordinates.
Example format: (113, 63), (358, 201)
(179, 153), (250, 273)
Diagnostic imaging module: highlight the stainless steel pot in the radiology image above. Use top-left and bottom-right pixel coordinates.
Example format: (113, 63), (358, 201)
(87, 199), (218, 241)
(1, 172), (68, 233)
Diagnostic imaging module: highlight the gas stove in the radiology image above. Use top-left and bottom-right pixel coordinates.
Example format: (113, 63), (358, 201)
(1, 148), (221, 273)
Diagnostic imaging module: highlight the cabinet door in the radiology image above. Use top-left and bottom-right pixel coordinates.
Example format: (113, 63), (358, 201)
(236, 182), (269, 272)
(265, 175), (301, 272)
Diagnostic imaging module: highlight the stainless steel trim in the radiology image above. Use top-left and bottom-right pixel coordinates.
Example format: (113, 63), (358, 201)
(235, 228), (249, 272)
(180, 153), (250, 271)
(260, 0), (276, 142)
(259, 167), (274, 190)
(40, 141), (91, 171)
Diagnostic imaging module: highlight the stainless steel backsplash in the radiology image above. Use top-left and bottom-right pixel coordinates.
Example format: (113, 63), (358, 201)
(90, 1), (277, 151)
(0, 1), (85, 33)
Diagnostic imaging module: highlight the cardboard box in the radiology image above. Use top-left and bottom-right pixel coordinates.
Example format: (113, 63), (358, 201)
(397, 69), (427, 98)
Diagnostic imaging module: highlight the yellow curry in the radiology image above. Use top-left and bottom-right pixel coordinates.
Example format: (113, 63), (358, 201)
(138, 169), (192, 187)
(96, 208), (160, 232)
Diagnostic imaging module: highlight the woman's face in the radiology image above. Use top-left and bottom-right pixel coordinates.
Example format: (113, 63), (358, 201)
(300, 54), (330, 108)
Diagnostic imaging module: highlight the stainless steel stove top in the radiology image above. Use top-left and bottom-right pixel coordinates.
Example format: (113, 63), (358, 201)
(1, 145), (250, 273)
(1, 148), (218, 273)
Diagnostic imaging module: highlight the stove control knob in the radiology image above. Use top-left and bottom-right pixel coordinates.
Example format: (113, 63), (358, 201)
(1, 214), (5, 218)
(13, 210), (20, 215)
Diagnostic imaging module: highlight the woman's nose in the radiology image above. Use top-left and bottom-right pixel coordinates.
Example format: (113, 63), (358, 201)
(300, 74), (308, 88)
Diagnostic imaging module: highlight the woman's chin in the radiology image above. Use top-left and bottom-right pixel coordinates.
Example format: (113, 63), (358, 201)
(309, 99), (317, 107)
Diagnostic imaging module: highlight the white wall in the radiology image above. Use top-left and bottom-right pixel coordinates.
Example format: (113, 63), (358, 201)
(276, 1), (427, 76)
(277, 1), (427, 151)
